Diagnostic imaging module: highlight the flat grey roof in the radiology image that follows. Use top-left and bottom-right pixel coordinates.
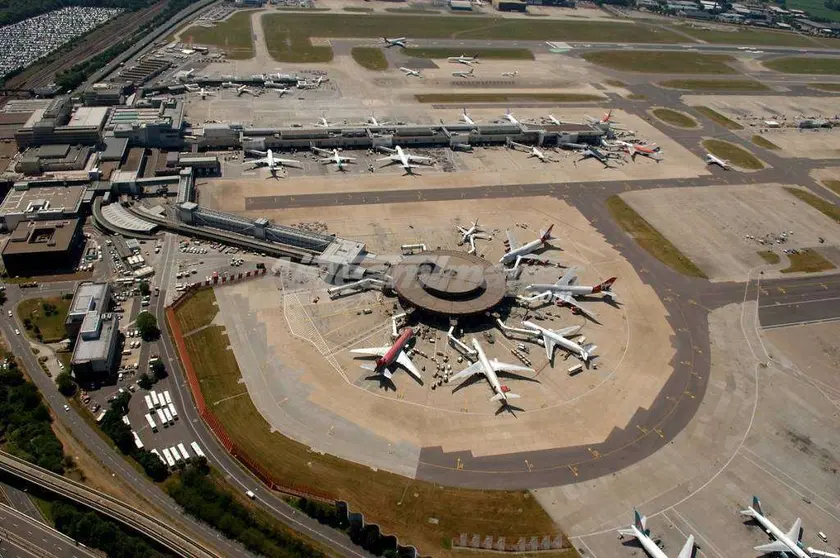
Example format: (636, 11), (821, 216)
(72, 313), (118, 364)
(0, 184), (86, 216)
(68, 282), (108, 321)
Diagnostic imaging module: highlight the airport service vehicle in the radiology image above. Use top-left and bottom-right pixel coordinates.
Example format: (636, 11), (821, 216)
(399, 67), (421, 77)
(245, 149), (301, 176)
(448, 53), (479, 65)
(156, 408), (167, 428)
(382, 36), (407, 48)
(520, 321), (597, 364)
(499, 224), (555, 266)
(190, 442), (206, 459)
(448, 338), (533, 407)
(506, 139), (553, 163)
(705, 153), (730, 169)
(150, 390), (160, 408)
(144, 394), (154, 411)
(170, 446), (183, 463)
(177, 443), (190, 462)
(741, 496), (809, 558)
(351, 328), (421, 383)
(452, 67), (475, 79)
(618, 509), (694, 558)
(168, 403), (178, 421)
(377, 145), (434, 174)
(312, 147), (356, 171)
(163, 390), (172, 405)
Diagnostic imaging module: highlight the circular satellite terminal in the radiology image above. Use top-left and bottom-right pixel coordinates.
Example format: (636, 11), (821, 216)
(391, 250), (506, 316)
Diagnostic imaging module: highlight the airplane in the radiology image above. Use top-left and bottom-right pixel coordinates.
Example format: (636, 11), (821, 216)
(740, 496), (809, 558)
(624, 143), (663, 162)
(367, 114), (392, 126)
(314, 115), (332, 128)
(275, 87), (290, 97)
(460, 108), (476, 126)
(618, 509), (695, 558)
(585, 109), (617, 126)
(199, 87), (214, 100)
(501, 70), (519, 78)
(705, 153), (730, 169)
(499, 224), (555, 267)
(506, 139), (553, 163)
(526, 268), (618, 301)
(382, 36), (407, 48)
(502, 109), (520, 125)
(244, 149), (301, 177)
(520, 321), (596, 364)
(377, 145), (434, 174)
(177, 68), (195, 82)
(351, 328), (422, 384)
(448, 338), (533, 409)
(576, 147), (618, 168)
(456, 219), (491, 254)
(236, 84), (252, 97)
(448, 53), (479, 66)
(312, 146), (356, 171)
(399, 67), (422, 77)
(452, 67), (475, 79)
(546, 114), (562, 125)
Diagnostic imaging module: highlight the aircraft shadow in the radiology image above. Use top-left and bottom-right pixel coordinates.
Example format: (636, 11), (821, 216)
(364, 373), (398, 392)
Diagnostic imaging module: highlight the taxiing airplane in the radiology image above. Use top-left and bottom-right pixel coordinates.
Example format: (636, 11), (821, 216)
(377, 145), (434, 174)
(740, 496), (809, 558)
(448, 53), (479, 65)
(448, 338), (533, 407)
(245, 149), (301, 176)
(705, 153), (730, 169)
(399, 67), (422, 77)
(457, 219), (491, 254)
(501, 70), (519, 78)
(452, 67), (475, 79)
(382, 36), (407, 48)
(521, 321), (596, 364)
(460, 108), (476, 126)
(618, 510), (695, 558)
(312, 146), (356, 171)
(499, 224), (555, 267)
(351, 328), (422, 383)
(506, 139), (553, 163)
(502, 109), (520, 125)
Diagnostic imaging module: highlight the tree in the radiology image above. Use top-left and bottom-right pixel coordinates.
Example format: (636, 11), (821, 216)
(150, 360), (167, 381)
(23, 318), (32, 330)
(56, 372), (76, 396)
(138, 281), (150, 297)
(0, 290), (6, 305)
(135, 312), (159, 341)
(137, 372), (152, 390)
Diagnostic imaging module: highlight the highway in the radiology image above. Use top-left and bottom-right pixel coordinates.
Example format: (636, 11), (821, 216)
(0, 501), (98, 558)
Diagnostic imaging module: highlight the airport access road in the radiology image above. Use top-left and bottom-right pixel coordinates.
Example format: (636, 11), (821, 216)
(0, 502), (99, 558)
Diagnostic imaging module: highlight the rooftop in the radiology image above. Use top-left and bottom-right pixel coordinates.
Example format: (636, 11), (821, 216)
(0, 184), (86, 216)
(68, 282), (109, 321)
(66, 106), (110, 129)
(2, 218), (80, 255)
(72, 311), (118, 364)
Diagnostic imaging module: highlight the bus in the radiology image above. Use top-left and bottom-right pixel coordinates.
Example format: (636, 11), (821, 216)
(190, 442), (206, 459)
(150, 390), (160, 408)
(177, 442), (190, 462)
(163, 390), (172, 405)
(144, 394), (154, 411)
(162, 448), (176, 468)
(132, 431), (144, 450)
(167, 403), (178, 421)
(162, 407), (174, 425)
(146, 413), (157, 432)
(156, 408), (168, 428)
(169, 446), (183, 463)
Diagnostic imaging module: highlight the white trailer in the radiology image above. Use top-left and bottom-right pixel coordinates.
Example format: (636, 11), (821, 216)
(163, 390), (172, 405)
(146, 413), (157, 432)
(156, 408), (168, 428)
(190, 441), (206, 459)
(132, 431), (144, 450)
(177, 442), (190, 462)
(150, 390), (160, 408)
(162, 407), (174, 425)
(162, 448), (176, 468)
(144, 394), (154, 411)
(150, 449), (165, 464)
(167, 403), (178, 421)
(121, 415), (130, 426)
(169, 446), (183, 462)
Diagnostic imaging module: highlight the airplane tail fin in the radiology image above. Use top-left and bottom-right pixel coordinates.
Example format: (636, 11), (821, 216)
(677, 535), (695, 558)
(582, 344), (597, 361)
(741, 496), (763, 517)
(634, 509), (649, 535)
(593, 277), (618, 293)
(540, 224), (554, 242)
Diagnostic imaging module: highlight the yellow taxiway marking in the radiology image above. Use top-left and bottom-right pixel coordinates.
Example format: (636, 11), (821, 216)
(456, 458), (464, 471)
(588, 447), (601, 459)
(568, 465), (579, 477)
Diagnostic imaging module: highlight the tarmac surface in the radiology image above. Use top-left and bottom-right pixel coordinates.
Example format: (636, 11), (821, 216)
(758, 273), (840, 328)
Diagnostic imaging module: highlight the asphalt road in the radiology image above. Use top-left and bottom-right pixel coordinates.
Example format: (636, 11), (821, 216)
(0, 502), (99, 558)
(757, 273), (840, 328)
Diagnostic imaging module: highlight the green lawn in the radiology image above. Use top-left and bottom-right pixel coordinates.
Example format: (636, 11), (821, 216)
(764, 57), (840, 74)
(784, 0), (840, 22)
(658, 79), (768, 91)
(180, 10), (256, 59)
(702, 139), (763, 170)
(692, 106), (744, 130)
(651, 108), (697, 128)
(351, 47), (389, 70)
(757, 250), (781, 265)
(262, 15), (334, 63)
(384, 7), (441, 13)
(404, 47), (534, 60)
(17, 297), (72, 343)
(343, 6), (373, 12)
(582, 51), (737, 74)
(676, 26), (819, 46)
(752, 135), (780, 150)
(606, 196), (708, 279)
(415, 93), (603, 103)
(784, 187), (840, 224)
(781, 249), (836, 273)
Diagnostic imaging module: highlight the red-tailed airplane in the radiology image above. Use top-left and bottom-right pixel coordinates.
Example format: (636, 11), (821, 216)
(351, 328), (422, 383)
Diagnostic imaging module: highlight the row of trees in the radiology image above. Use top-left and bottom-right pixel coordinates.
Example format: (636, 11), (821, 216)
(99, 391), (169, 481)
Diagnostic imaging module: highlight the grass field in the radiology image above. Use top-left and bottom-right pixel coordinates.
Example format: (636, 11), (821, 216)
(658, 79), (769, 91)
(351, 47), (389, 70)
(405, 47), (535, 60)
(262, 17), (334, 63)
(823, 180), (840, 195)
(784, 0), (840, 22)
(781, 249), (837, 273)
(808, 82), (840, 91)
(17, 297), (72, 343)
(702, 139), (763, 170)
(606, 196), (708, 279)
(385, 7), (441, 13)
(764, 57), (840, 74)
(261, 13), (684, 44)
(415, 92), (603, 103)
(752, 135), (780, 150)
(757, 250), (781, 265)
(180, 10), (256, 59)
(692, 106), (744, 130)
(784, 187), (840, 224)
(174, 291), (568, 557)
(582, 51), (737, 74)
(651, 108), (697, 128)
(676, 26), (820, 46)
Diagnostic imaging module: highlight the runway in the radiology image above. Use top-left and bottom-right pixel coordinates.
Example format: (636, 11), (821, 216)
(758, 274), (840, 328)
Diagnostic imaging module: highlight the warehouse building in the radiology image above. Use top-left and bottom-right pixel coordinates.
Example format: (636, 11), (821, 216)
(1, 218), (85, 276)
(67, 282), (119, 384)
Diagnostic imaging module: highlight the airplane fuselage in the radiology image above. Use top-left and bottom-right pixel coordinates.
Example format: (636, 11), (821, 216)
(526, 284), (598, 297)
(500, 238), (545, 264)
(378, 328), (414, 369)
(744, 508), (809, 558)
(627, 526), (669, 558)
(522, 321), (587, 360)
(472, 339), (506, 398)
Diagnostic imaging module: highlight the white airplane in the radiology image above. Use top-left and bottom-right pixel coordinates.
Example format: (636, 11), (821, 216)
(576, 147), (617, 168)
(399, 67), (422, 77)
(501, 70), (519, 78)
(499, 224), (554, 266)
(452, 67), (475, 79)
(366, 114), (393, 127)
(199, 87), (214, 100)
(448, 338), (533, 407)
(236, 84), (252, 97)
(448, 53), (479, 65)
(740, 496), (809, 558)
(221, 81), (237, 88)
(382, 36), (407, 48)
(312, 146), (356, 171)
(377, 145), (434, 174)
(245, 149), (301, 176)
(275, 87), (290, 97)
(456, 219), (491, 254)
(526, 268), (618, 301)
(618, 509), (695, 558)
(705, 153), (730, 169)
(460, 108), (476, 126)
(351, 328), (422, 384)
(314, 116), (332, 128)
(608, 140), (662, 162)
(502, 109), (520, 125)
(177, 68), (195, 82)
(506, 139), (553, 163)
(521, 321), (596, 364)
(546, 114), (562, 125)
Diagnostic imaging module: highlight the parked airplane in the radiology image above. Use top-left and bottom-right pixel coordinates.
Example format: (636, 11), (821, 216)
(457, 219), (491, 254)
(275, 87), (290, 97)
(236, 84), (253, 97)
(526, 268), (618, 301)
(607, 140), (662, 162)
(312, 146), (356, 171)
(705, 153), (730, 169)
(460, 108), (476, 126)
(382, 36), (407, 48)
(741, 496), (809, 558)
(521, 321), (596, 364)
(399, 67), (422, 77)
(177, 68), (195, 82)
(377, 145), (434, 174)
(452, 67), (475, 79)
(585, 109), (616, 126)
(506, 139), (553, 162)
(199, 88), (214, 100)
(351, 328), (421, 383)
(245, 149), (301, 176)
(499, 224), (555, 266)
(502, 109), (520, 125)
(576, 147), (617, 168)
(367, 114), (392, 126)
(448, 338), (533, 408)
(501, 70), (519, 78)
(313, 115), (333, 128)
(221, 81), (237, 88)
(448, 53), (479, 65)
(618, 510), (695, 558)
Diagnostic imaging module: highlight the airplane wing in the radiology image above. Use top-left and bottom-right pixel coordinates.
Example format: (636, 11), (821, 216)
(378, 146), (396, 154)
(395, 351), (422, 380)
(407, 155), (433, 163)
(490, 359), (534, 374)
(753, 541), (790, 554)
(554, 293), (598, 320)
(350, 347), (388, 357)
(377, 156), (398, 162)
(338, 156), (357, 162)
(449, 361), (484, 383)
(505, 230), (521, 251)
(786, 518), (802, 542)
(677, 535), (694, 558)
(542, 333), (555, 362)
(555, 268), (578, 287)
(248, 157), (269, 166)
(246, 149), (267, 157)
(275, 158), (301, 166)
(311, 146), (330, 155)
